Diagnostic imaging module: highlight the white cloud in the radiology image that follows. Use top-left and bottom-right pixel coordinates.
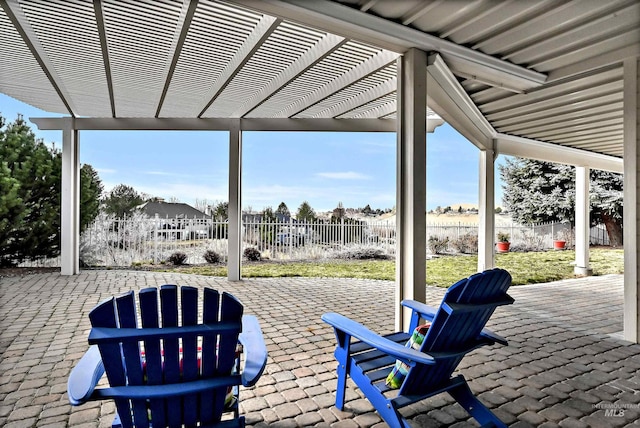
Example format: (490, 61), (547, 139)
(145, 170), (174, 176)
(316, 171), (372, 180)
(95, 167), (117, 174)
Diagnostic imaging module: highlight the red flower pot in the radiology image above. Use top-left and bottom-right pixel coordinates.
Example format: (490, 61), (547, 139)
(496, 241), (510, 253)
(553, 240), (566, 250)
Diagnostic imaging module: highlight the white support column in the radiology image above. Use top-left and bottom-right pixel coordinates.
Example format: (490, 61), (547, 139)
(478, 148), (495, 272)
(61, 123), (80, 275)
(623, 58), (639, 343)
(228, 121), (242, 281)
(395, 48), (427, 332)
(574, 166), (592, 276)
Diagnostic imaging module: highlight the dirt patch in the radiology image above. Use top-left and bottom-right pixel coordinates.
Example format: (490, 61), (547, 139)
(0, 267), (60, 278)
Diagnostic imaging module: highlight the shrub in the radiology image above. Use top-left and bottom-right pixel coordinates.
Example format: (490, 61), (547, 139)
(511, 230), (545, 252)
(497, 232), (510, 242)
(203, 249), (221, 264)
(428, 236), (449, 254)
(243, 247), (261, 261)
(451, 233), (478, 254)
(334, 245), (390, 260)
(167, 252), (188, 265)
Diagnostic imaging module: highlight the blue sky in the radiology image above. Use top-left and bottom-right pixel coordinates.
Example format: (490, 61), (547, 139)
(1, 93), (505, 212)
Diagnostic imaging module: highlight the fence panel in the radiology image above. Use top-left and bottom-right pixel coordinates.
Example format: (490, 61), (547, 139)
(69, 214), (616, 268)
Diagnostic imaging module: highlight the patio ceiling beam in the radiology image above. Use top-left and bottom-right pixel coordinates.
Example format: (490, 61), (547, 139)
(197, 15), (281, 118)
(30, 117), (396, 132)
(93, 0), (116, 117)
(494, 133), (623, 173)
(230, 0), (547, 93)
(154, 0), (198, 118)
(231, 33), (347, 118)
(426, 53), (495, 150)
(1, 0), (77, 116)
(275, 50), (398, 118)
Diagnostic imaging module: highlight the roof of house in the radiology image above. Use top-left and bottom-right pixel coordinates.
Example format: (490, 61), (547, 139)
(140, 201), (210, 219)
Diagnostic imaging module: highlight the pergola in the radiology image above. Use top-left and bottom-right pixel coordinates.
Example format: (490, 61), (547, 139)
(1, 0), (638, 341)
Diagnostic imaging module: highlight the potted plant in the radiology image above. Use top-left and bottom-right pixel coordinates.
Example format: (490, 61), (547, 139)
(496, 232), (510, 253)
(553, 230), (569, 250)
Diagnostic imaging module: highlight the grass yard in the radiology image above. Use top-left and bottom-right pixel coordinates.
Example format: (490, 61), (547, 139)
(164, 248), (624, 287)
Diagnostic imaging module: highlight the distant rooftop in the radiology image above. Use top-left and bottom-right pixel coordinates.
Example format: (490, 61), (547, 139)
(140, 200), (210, 219)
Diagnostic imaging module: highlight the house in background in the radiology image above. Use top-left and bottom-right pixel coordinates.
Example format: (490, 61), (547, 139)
(139, 200), (211, 240)
(139, 200), (210, 219)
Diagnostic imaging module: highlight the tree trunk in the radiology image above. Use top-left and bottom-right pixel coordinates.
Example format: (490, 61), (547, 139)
(600, 213), (623, 247)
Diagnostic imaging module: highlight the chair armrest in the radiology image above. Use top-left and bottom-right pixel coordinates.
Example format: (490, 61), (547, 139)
(401, 299), (437, 321)
(321, 313), (434, 366)
(67, 345), (104, 406)
(239, 315), (267, 387)
(480, 328), (508, 346)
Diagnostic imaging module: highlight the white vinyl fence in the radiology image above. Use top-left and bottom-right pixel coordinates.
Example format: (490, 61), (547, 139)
(73, 213), (612, 267)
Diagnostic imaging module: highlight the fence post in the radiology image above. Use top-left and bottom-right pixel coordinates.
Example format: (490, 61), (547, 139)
(341, 217), (345, 248)
(153, 214), (159, 264)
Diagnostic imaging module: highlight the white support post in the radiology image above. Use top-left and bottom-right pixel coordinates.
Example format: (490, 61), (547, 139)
(478, 148), (495, 272)
(395, 48), (427, 332)
(61, 123), (80, 275)
(623, 58), (639, 343)
(574, 166), (592, 276)
(228, 121), (242, 281)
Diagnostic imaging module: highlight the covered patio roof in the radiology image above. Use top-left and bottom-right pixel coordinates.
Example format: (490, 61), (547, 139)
(1, 0), (638, 342)
(0, 0), (635, 163)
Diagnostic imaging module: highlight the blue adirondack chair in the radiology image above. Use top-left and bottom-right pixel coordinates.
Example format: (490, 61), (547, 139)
(67, 285), (267, 428)
(322, 268), (514, 428)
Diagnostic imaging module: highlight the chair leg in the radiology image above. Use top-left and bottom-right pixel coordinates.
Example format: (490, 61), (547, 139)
(376, 404), (413, 428)
(335, 362), (347, 410)
(447, 377), (507, 428)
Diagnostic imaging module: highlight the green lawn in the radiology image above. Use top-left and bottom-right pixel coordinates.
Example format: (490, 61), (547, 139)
(164, 248), (624, 287)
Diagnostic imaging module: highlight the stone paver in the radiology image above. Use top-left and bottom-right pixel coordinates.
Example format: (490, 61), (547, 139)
(1, 270), (639, 427)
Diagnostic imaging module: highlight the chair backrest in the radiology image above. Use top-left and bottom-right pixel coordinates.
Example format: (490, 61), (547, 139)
(88, 285), (243, 428)
(399, 269), (512, 395)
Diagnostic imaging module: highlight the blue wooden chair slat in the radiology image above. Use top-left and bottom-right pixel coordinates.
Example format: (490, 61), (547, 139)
(89, 297), (133, 428)
(322, 268), (514, 428)
(68, 285), (267, 428)
(181, 286), (199, 426)
(138, 288), (166, 427)
(159, 285), (182, 427)
(214, 293), (244, 421)
(115, 292), (148, 428)
(201, 288), (220, 423)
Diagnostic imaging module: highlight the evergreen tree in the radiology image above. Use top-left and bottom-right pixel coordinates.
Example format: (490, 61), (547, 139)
(260, 206), (277, 245)
(590, 169), (623, 247)
(80, 164), (103, 231)
(0, 114), (105, 266)
(499, 157), (623, 246)
(296, 201), (316, 222)
(102, 184), (145, 218)
(275, 201), (290, 217)
(0, 160), (24, 263)
(0, 115), (60, 266)
(212, 201), (228, 221)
